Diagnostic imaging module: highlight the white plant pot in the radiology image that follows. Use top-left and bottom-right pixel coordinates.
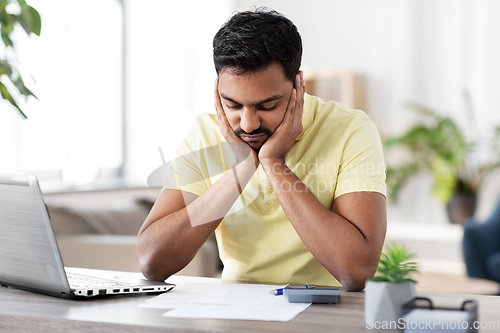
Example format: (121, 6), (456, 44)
(365, 280), (415, 327)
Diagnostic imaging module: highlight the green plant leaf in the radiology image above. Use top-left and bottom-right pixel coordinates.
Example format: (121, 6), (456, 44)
(386, 162), (422, 202)
(1, 30), (13, 47)
(1, 7), (16, 47)
(17, 4), (41, 36)
(1, 60), (36, 99)
(431, 156), (456, 201)
(0, 59), (14, 76)
(12, 74), (36, 98)
(383, 99), (489, 203)
(0, 81), (27, 118)
(0, 1), (40, 118)
(369, 242), (419, 283)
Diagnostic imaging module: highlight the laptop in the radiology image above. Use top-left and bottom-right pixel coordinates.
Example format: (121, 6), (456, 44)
(0, 174), (174, 299)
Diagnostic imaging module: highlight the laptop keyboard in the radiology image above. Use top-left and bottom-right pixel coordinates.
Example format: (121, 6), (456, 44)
(67, 272), (131, 288)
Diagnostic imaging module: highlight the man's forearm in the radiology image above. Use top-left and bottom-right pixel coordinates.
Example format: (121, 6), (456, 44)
(186, 157), (258, 226)
(137, 156), (258, 280)
(260, 159), (381, 291)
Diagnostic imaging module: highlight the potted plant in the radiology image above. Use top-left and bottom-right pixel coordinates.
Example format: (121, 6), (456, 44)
(0, 0), (41, 118)
(384, 98), (500, 224)
(365, 242), (418, 327)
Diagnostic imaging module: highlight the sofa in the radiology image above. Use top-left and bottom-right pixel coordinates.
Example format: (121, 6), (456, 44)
(45, 187), (221, 278)
(463, 198), (500, 284)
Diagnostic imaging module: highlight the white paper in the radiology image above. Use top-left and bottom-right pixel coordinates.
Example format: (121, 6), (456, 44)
(139, 283), (311, 322)
(162, 296), (310, 322)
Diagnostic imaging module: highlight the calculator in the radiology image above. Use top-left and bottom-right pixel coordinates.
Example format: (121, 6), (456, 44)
(283, 288), (341, 304)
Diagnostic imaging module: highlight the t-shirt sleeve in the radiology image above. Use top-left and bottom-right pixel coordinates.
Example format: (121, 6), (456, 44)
(162, 118), (211, 197)
(334, 116), (387, 199)
(162, 139), (209, 197)
(162, 114), (234, 197)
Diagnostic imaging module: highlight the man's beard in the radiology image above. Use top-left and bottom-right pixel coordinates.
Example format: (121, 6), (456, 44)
(233, 127), (273, 151)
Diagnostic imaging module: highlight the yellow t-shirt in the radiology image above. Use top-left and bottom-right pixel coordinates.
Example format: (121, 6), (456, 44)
(164, 94), (386, 286)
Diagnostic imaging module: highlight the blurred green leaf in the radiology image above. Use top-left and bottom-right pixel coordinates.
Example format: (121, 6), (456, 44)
(383, 100), (493, 203)
(17, 4), (41, 36)
(1, 30), (13, 47)
(0, 81), (27, 118)
(12, 74), (36, 98)
(0, 59), (14, 76)
(0, 0), (41, 118)
(369, 243), (418, 284)
(431, 156), (457, 202)
(385, 162), (421, 202)
(1, 4), (15, 47)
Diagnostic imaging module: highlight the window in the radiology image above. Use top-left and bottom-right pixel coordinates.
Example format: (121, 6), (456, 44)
(0, 0), (123, 190)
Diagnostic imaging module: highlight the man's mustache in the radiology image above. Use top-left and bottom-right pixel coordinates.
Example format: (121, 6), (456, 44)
(234, 128), (272, 137)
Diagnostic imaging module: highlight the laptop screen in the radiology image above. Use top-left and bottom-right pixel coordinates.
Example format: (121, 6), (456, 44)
(0, 175), (71, 296)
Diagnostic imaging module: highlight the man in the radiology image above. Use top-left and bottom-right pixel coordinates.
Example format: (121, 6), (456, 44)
(137, 8), (386, 292)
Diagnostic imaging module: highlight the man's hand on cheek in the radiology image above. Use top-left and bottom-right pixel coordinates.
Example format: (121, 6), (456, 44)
(214, 78), (258, 165)
(258, 72), (305, 166)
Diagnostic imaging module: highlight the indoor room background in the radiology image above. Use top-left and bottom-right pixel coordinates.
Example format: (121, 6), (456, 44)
(1, 0), (500, 279)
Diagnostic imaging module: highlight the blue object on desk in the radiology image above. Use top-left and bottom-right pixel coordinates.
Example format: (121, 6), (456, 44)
(269, 284), (315, 295)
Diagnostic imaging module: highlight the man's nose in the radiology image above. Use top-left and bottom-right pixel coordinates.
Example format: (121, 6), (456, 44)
(239, 108), (260, 133)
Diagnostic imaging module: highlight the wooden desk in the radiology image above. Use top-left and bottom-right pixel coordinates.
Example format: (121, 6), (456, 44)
(1, 274), (499, 332)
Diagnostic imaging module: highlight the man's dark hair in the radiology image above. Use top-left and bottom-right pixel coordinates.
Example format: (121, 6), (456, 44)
(213, 8), (302, 82)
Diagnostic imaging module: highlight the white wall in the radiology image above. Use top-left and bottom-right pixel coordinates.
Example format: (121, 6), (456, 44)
(123, 0), (234, 185)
